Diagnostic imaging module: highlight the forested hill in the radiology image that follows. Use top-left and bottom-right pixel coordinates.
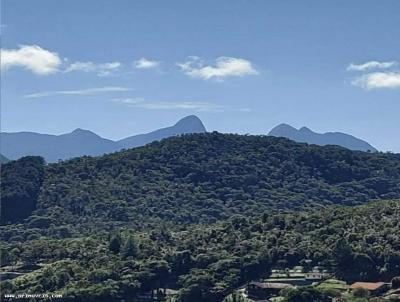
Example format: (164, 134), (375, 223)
(2, 200), (400, 301)
(2, 132), (400, 229)
(1, 133), (400, 301)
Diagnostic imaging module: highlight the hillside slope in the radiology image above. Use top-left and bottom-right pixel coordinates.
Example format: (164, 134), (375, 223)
(1, 133), (400, 301)
(1, 200), (399, 301)
(2, 132), (399, 231)
(0, 156), (45, 224)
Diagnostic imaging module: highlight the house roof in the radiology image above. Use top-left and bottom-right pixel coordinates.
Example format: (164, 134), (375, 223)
(306, 272), (324, 277)
(249, 282), (292, 289)
(165, 289), (179, 295)
(350, 282), (386, 291)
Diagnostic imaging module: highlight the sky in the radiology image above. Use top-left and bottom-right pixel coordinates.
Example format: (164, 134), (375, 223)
(1, 0), (399, 152)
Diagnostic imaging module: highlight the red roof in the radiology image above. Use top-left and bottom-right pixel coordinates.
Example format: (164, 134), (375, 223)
(350, 282), (386, 291)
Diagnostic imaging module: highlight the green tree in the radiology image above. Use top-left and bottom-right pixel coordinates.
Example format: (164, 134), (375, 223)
(109, 234), (122, 254)
(121, 235), (137, 258)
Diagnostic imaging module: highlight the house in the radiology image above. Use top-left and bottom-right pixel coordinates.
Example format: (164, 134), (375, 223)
(291, 266), (304, 273)
(247, 282), (292, 299)
(265, 272), (329, 287)
(349, 282), (390, 296)
(305, 272), (325, 281)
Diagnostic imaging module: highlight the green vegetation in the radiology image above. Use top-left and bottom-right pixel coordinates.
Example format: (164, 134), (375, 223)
(281, 286), (331, 302)
(317, 279), (348, 292)
(3, 132), (400, 230)
(0, 156), (45, 224)
(280, 286), (394, 302)
(1, 201), (400, 301)
(1, 133), (400, 301)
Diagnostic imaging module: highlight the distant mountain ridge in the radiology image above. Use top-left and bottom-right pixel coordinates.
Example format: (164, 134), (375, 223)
(117, 115), (206, 148)
(1, 115), (206, 163)
(268, 123), (377, 152)
(1, 129), (120, 163)
(1, 118), (378, 162)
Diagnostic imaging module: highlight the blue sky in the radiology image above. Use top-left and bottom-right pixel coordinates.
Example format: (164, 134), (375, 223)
(1, 0), (399, 152)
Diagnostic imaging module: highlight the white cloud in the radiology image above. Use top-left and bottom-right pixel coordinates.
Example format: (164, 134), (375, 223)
(347, 61), (397, 71)
(133, 58), (160, 69)
(1, 45), (62, 75)
(97, 62), (121, 76)
(65, 61), (122, 76)
(112, 97), (251, 113)
(351, 72), (400, 89)
(65, 61), (96, 73)
(112, 98), (225, 112)
(102, 62), (121, 69)
(25, 87), (132, 98)
(177, 56), (258, 80)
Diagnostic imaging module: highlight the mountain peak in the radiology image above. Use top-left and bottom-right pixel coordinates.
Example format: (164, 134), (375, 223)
(276, 123), (296, 129)
(117, 115), (206, 149)
(174, 115), (207, 132)
(70, 128), (97, 136)
(2, 116), (209, 162)
(269, 123), (297, 136)
(268, 123), (377, 152)
(299, 126), (313, 133)
(63, 128), (105, 140)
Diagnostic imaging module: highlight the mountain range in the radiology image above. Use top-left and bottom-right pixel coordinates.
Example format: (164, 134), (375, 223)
(1, 117), (378, 163)
(268, 123), (377, 152)
(0, 115), (206, 163)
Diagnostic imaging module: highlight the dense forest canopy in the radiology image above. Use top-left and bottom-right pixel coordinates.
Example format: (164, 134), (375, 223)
(1, 201), (400, 301)
(0, 156), (45, 224)
(1, 133), (400, 301)
(3, 132), (400, 230)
